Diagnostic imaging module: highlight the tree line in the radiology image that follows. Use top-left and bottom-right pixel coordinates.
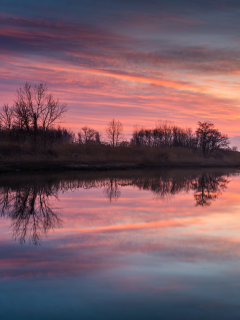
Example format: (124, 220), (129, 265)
(131, 121), (230, 157)
(0, 82), (233, 157)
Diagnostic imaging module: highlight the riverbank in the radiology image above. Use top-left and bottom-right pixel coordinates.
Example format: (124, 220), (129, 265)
(0, 144), (240, 173)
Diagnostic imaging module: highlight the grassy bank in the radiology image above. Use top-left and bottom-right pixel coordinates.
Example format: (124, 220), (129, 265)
(0, 141), (240, 173)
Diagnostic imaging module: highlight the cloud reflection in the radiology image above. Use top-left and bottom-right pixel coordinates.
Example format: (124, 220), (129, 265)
(0, 169), (234, 244)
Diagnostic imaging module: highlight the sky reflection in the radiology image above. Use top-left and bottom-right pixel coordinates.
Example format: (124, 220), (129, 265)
(0, 169), (240, 319)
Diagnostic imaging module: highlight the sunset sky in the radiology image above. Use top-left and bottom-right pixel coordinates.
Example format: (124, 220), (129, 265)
(1, 0), (240, 144)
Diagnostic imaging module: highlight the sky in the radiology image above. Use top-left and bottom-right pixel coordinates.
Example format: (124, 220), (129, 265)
(1, 0), (240, 144)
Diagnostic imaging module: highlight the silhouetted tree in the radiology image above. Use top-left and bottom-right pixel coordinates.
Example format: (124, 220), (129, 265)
(14, 83), (68, 132)
(78, 126), (101, 144)
(196, 122), (229, 157)
(106, 119), (123, 146)
(0, 104), (14, 130)
(131, 121), (197, 148)
(10, 83), (68, 148)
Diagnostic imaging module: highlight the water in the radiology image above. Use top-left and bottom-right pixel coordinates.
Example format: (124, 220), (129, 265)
(1, 168), (240, 319)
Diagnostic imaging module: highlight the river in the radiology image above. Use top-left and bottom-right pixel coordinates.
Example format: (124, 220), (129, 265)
(0, 168), (240, 319)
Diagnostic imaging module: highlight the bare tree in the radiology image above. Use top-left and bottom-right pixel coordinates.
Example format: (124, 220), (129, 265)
(78, 126), (101, 144)
(14, 83), (33, 131)
(40, 94), (68, 131)
(14, 83), (68, 132)
(0, 104), (14, 129)
(131, 121), (196, 148)
(196, 122), (229, 157)
(105, 119), (123, 146)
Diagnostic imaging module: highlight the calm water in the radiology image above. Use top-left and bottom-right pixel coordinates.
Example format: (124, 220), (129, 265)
(1, 168), (240, 319)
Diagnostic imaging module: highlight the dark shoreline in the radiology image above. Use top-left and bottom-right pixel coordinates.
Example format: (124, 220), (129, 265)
(1, 161), (240, 174)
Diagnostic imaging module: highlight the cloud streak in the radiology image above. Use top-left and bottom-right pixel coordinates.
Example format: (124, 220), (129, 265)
(0, 2), (240, 140)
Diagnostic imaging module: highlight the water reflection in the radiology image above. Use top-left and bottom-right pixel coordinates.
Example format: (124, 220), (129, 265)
(0, 182), (62, 244)
(192, 173), (229, 206)
(1, 169), (240, 319)
(0, 169), (235, 244)
(103, 178), (121, 202)
(130, 172), (230, 206)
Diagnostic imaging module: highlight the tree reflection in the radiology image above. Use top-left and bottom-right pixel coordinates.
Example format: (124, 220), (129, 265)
(0, 184), (62, 245)
(192, 173), (228, 206)
(125, 171), (229, 206)
(0, 169), (233, 244)
(103, 178), (121, 202)
(131, 176), (192, 200)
